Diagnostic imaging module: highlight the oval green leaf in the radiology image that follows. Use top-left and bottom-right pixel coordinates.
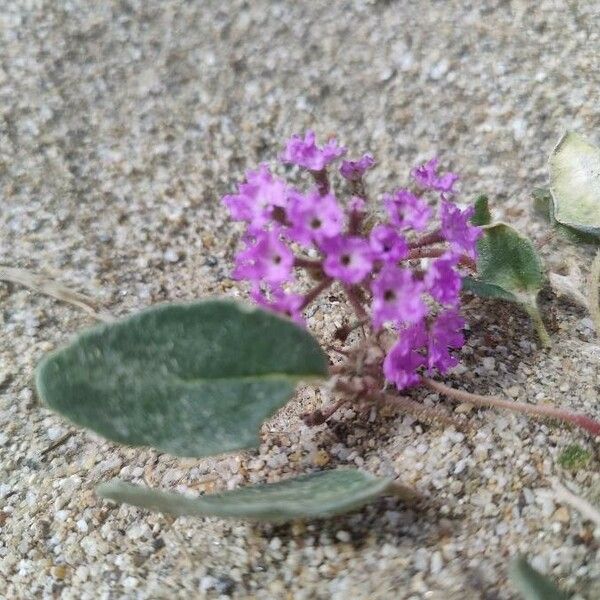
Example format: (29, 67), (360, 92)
(466, 223), (550, 346)
(549, 132), (600, 240)
(36, 300), (328, 457)
(509, 557), (568, 600)
(97, 469), (395, 521)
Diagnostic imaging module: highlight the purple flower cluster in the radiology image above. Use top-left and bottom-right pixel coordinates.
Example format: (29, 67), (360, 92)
(222, 130), (482, 390)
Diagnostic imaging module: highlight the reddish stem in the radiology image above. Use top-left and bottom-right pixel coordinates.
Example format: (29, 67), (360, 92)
(406, 247), (445, 261)
(404, 248), (477, 271)
(311, 169), (330, 195)
(294, 257), (322, 269)
(409, 229), (444, 249)
(348, 208), (365, 235)
(301, 277), (333, 309)
(303, 397), (350, 426)
(421, 377), (600, 437)
(342, 284), (368, 320)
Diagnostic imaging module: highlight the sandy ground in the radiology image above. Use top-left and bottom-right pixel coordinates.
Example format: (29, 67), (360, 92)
(1, 1), (600, 598)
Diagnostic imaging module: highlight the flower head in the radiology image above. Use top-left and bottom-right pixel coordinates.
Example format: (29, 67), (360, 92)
(384, 189), (431, 231)
(222, 164), (287, 231)
(440, 201), (482, 258)
(369, 225), (408, 264)
(281, 130), (346, 171)
(232, 230), (294, 285)
(425, 252), (462, 305)
(371, 266), (426, 329)
(287, 189), (343, 246)
(411, 157), (459, 193)
(427, 309), (465, 373)
(383, 323), (427, 390)
(322, 235), (374, 284)
(340, 154), (375, 181)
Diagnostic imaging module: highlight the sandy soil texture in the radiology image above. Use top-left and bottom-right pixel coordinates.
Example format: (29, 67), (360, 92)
(1, 1), (599, 598)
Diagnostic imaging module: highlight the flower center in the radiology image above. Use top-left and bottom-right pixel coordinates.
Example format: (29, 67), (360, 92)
(340, 254), (351, 266)
(384, 289), (396, 302)
(310, 217), (322, 229)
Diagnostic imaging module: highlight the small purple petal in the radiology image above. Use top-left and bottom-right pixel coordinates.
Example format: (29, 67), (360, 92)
(250, 284), (305, 324)
(369, 225), (408, 264)
(371, 266), (427, 329)
(411, 157), (459, 193)
(425, 252), (462, 305)
(286, 189), (344, 246)
(233, 230), (294, 285)
(384, 189), (431, 231)
(440, 201), (482, 259)
(340, 153), (375, 181)
(383, 323), (427, 390)
(321, 235), (374, 284)
(427, 309), (465, 374)
(281, 130), (346, 171)
(222, 164), (288, 230)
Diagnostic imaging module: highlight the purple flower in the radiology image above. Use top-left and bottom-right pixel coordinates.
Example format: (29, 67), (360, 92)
(371, 266), (427, 329)
(440, 200), (482, 258)
(222, 164), (287, 230)
(340, 154), (375, 181)
(250, 284), (305, 324)
(383, 323), (427, 390)
(369, 225), (408, 264)
(384, 189), (431, 231)
(411, 157), (459, 193)
(233, 230), (294, 285)
(427, 309), (465, 374)
(425, 252), (462, 305)
(322, 235), (374, 284)
(281, 130), (346, 171)
(286, 189), (343, 245)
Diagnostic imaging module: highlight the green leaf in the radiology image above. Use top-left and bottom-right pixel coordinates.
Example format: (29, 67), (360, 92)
(97, 469), (396, 521)
(465, 223), (550, 346)
(548, 131), (600, 241)
(36, 300), (328, 457)
(533, 187), (599, 244)
(509, 557), (568, 600)
(471, 194), (492, 226)
(462, 277), (517, 303)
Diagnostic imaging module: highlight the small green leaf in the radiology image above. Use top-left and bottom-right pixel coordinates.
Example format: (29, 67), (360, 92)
(97, 469), (395, 521)
(36, 300), (328, 458)
(558, 444), (591, 471)
(471, 194), (492, 226)
(509, 557), (568, 600)
(465, 223), (550, 346)
(548, 132), (600, 241)
(533, 187), (599, 244)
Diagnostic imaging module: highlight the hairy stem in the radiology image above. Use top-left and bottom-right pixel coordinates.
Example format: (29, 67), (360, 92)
(343, 284), (368, 320)
(524, 302), (552, 348)
(409, 229), (444, 249)
(421, 377), (600, 437)
(311, 169), (330, 195)
(294, 257), (322, 270)
(404, 248), (477, 272)
(302, 397), (350, 426)
(300, 277), (333, 309)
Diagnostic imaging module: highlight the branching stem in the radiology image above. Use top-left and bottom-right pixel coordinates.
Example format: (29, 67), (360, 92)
(421, 377), (600, 437)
